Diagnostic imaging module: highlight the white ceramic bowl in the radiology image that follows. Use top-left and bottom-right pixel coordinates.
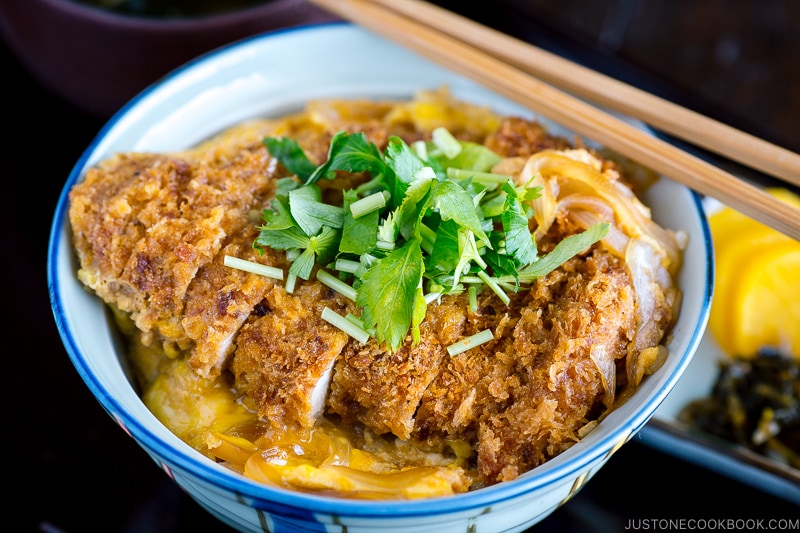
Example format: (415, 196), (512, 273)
(48, 23), (713, 533)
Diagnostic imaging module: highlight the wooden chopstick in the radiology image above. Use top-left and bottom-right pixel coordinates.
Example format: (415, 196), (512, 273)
(370, 0), (800, 188)
(308, 0), (800, 241)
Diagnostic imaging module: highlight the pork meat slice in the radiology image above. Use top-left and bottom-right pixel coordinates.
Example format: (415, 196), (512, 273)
(327, 295), (469, 440)
(231, 282), (354, 428)
(68, 140), (282, 351)
(182, 224), (290, 379)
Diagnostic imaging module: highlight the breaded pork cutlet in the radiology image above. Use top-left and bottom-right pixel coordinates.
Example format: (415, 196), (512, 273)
(69, 135), (286, 364)
(328, 294), (469, 440)
(472, 246), (637, 483)
(232, 282), (354, 428)
(182, 225), (289, 379)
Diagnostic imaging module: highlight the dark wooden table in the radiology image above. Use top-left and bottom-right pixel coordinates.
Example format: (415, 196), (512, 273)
(4, 1), (797, 531)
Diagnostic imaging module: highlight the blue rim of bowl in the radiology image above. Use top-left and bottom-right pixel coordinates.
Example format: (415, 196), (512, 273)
(47, 21), (714, 519)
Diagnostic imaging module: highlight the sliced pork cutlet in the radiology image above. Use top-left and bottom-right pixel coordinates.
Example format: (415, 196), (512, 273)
(182, 224), (290, 379)
(70, 152), (171, 312)
(407, 245), (635, 486)
(231, 282), (354, 429)
(411, 300), (520, 447)
(68, 141), (281, 351)
(327, 294), (469, 441)
(475, 249), (636, 483)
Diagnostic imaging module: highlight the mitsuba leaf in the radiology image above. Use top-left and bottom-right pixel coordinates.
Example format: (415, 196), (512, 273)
(453, 228), (486, 288)
(288, 226), (341, 280)
(340, 189), (378, 255)
(479, 191), (507, 218)
(434, 180), (491, 247)
(288, 186), (343, 236)
(263, 137), (318, 181)
(501, 180), (538, 266)
(506, 222), (611, 284)
(411, 284), (427, 346)
(274, 177), (302, 199)
(307, 132), (385, 185)
(484, 247), (519, 280)
(394, 176), (436, 241)
(433, 141), (502, 173)
(483, 231), (518, 279)
(384, 136), (426, 205)
(289, 246), (317, 280)
(255, 224), (309, 251)
(377, 211), (399, 244)
(356, 238), (424, 352)
(259, 196), (295, 231)
(310, 225), (341, 268)
(426, 219), (460, 276)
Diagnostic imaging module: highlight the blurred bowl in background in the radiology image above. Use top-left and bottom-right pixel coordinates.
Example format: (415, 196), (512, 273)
(0, 0), (338, 117)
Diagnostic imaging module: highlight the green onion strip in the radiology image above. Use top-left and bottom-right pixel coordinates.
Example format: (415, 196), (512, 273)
(432, 126), (462, 159)
(321, 307), (370, 344)
(316, 269), (357, 301)
(223, 255), (284, 280)
(350, 191), (388, 219)
(335, 258), (361, 274)
(476, 270), (510, 305)
(447, 329), (494, 356)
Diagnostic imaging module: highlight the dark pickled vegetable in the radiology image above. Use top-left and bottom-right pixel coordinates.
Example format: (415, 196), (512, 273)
(678, 350), (800, 468)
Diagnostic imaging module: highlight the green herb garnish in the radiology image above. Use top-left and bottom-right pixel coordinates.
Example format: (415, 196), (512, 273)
(254, 130), (609, 352)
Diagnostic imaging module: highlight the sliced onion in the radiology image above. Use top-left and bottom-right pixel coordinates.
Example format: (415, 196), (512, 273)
(625, 238), (676, 387)
(589, 343), (617, 406)
(518, 156), (559, 238)
(557, 195), (630, 257)
(516, 149), (683, 395)
(517, 150), (682, 275)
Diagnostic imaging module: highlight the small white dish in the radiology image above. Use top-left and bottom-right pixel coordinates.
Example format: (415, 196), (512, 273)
(643, 198), (800, 505)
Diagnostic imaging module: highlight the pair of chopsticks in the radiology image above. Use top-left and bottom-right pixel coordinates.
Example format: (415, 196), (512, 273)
(308, 0), (800, 241)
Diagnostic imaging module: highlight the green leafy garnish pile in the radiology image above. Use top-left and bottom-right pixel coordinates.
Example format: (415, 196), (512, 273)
(254, 128), (609, 352)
